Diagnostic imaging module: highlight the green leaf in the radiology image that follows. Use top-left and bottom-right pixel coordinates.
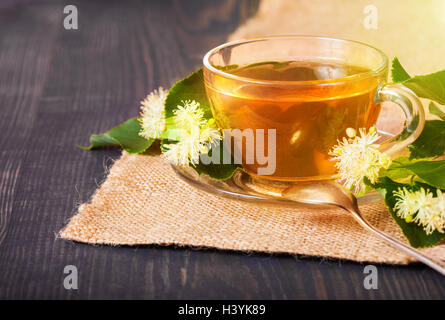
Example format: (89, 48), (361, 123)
(164, 68), (212, 119)
(79, 133), (119, 149)
(429, 102), (445, 120)
(391, 59), (445, 159)
(393, 160), (445, 189)
(192, 140), (242, 180)
(403, 70), (445, 105)
(159, 138), (172, 153)
(162, 68), (241, 180)
(159, 117), (183, 141)
(215, 61), (290, 74)
(79, 118), (154, 154)
(409, 120), (445, 159)
(379, 156), (418, 181)
(235, 61), (290, 72)
(161, 139), (242, 180)
(391, 57), (411, 83)
(368, 177), (445, 248)
(391, 57), (445, 105)
(215, 64), (239, 72)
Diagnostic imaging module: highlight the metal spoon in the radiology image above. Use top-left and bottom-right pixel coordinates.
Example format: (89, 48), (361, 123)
(282, 180), (445, 276)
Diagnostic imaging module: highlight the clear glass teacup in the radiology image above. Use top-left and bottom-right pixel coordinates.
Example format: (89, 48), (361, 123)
(203, 36), (424, 181)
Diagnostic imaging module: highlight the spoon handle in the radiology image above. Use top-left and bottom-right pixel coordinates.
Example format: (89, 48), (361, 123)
(348, 208), (445, 276)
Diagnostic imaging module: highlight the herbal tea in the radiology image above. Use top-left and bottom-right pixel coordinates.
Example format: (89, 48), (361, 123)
(205, 61), (382, 181)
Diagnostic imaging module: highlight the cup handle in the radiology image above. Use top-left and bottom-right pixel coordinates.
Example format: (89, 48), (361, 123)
(375, 83), (425, 156)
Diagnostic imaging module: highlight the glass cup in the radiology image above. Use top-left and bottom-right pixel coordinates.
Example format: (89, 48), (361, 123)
(203, 36), (424, 181)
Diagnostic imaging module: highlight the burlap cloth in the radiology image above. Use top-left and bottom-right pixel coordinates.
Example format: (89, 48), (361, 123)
(60, 147), (445, 264)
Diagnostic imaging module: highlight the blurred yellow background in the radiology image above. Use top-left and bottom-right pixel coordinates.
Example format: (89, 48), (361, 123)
(230, 0), (445, 75)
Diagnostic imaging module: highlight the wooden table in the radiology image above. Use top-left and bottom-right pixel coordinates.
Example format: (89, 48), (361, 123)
(0, 0), (443, 299)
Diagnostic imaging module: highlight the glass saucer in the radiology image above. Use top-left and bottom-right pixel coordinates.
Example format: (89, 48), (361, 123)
(172, 163), (383, 206)
(171, 128), (399, 207)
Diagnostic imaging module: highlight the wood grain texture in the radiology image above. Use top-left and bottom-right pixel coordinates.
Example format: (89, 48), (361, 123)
(0, 0), (444, 299)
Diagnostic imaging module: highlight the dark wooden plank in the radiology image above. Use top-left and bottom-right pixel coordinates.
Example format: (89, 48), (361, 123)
(0, 0), (444, 300)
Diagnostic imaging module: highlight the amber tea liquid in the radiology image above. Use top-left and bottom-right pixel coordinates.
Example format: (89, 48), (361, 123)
(205, 61), (382, 181)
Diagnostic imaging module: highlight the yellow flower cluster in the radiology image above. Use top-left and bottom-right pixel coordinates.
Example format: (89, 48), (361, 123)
(138, 87), (221, 167)
(162, 100), (221, 166)
(329, 127), (392, 193)
(139, 87), (167, 139)
(394, 188), (445, 235)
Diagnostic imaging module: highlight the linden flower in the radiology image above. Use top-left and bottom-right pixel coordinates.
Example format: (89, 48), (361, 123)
(329, 127), (392, 192)
(139, 87), (168, 139)
(394, 188), (445, 235)
(163, 100), (221, 166)
(174, 100), (205, 129)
